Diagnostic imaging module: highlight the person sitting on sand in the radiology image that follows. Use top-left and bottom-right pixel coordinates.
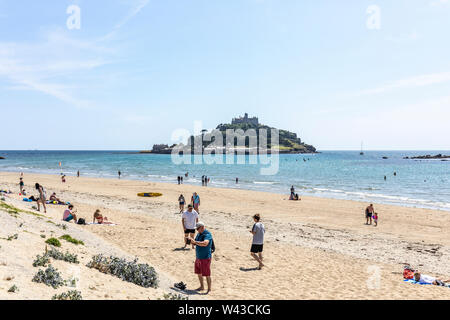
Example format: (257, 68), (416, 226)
(365, 204), (374, 225)
(178, 194), (185, 214)
(414, 272), (450, 287)
(49, 192), (62, 203)
(19, 177), (24, 194)
(63, 204), (77, 223)
(250, 214), (265, 270)
(93, 209), (114, 224)
(61, 175), (66, 183)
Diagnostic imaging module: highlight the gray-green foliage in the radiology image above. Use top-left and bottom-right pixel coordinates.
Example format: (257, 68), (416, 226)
(33, 248), (79, 267)
(47, 248), (79, 264)
(158, 293), (189, 300)
(52, 290), (82, 300)
(87, 254), (158, 288)
(32, 265), (65, 289)
(33, 254), (50, 267)
(8, 285), (19, 293)
(6, 234), (18, 241)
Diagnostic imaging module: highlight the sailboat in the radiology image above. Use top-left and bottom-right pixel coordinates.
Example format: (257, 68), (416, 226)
(360, 142), (364, 155)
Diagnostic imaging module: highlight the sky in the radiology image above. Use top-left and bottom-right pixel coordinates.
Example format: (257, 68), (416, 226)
(1, 0), (450, 151)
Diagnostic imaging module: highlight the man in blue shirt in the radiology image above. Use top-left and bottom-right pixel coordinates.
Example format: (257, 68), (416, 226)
(189, 221), (213, 293)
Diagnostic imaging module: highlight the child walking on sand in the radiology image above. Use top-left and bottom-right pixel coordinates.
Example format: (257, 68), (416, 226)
(373, 212), (379, 226)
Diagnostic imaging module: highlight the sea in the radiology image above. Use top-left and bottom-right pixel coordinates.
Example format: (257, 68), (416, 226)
(0, 150), (449, 211)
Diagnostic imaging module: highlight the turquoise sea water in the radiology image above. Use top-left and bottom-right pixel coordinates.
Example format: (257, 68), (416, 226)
(0, 150), (449, 211)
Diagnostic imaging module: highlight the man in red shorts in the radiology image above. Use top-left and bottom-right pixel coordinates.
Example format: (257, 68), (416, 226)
(189, 221), (213, 293)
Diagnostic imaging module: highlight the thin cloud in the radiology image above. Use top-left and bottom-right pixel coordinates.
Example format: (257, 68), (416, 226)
(0, 29), (112, 109)
(357, 72), (450, 96)
(101, 0), (150, 41)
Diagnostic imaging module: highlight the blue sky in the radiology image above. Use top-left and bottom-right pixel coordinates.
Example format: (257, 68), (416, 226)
(1, 0), (450, 150)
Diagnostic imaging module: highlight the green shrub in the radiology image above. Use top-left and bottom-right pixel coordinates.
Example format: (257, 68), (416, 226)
(32, 265), (65, 289)
(33, 254), (50, 267)
(33, 248), (79, 267)
(6, 234), (18, 241)
(52, 290), (82, 300)
(87, 254), (158, 288)
(158, 293), (188, 300)
(60, 234), (84, 245)
(45, 238), (61, 247)
(8, 285), (19, 293)
(47, 248), (79, 264)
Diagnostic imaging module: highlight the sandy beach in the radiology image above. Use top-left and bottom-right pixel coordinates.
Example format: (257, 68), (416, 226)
(1, 171), (450, 300)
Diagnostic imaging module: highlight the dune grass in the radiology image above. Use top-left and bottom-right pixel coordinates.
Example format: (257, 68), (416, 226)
(59, 234), (84, 245)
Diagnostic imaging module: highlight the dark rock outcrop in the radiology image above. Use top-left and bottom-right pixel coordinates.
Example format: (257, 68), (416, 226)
(404, 154), (450, 160)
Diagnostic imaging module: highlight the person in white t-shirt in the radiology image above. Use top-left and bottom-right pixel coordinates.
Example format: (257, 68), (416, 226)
(414, 272), (450, 286)
(182, 204), (199, 249)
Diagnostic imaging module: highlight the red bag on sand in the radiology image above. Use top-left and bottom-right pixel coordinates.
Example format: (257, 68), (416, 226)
(403, 268), (414, 279)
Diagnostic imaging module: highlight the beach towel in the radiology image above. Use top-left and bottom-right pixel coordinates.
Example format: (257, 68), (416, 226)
(403, 279), (431, 285)
(45, 200), (69, 205)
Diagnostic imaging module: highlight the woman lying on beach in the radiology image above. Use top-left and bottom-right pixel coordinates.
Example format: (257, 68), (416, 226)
(93, 209), (114, 224)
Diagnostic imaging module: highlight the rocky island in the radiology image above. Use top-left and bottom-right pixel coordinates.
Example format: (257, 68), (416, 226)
(404, 154), (450, 160)
(141, 113), (317, 154)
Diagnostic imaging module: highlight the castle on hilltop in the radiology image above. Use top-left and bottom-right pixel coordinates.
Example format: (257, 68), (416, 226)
(231, 113), (259, 126)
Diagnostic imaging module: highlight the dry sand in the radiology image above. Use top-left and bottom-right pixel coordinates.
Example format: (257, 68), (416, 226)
(1, 171), (450, 299)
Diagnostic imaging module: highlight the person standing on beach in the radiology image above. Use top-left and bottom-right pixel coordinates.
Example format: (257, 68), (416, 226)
(19, 177), (24, 194)
(236, 177), (238, 184)
(178, 194), (186, 213)
(365, 204), (374, 225)
(373, 211), (379, 227)
(177, 176), (181, 185)
(201, 176), (205, 186)
(181, 176), (183, 184)
(190, 221), (213, 293)
(118, 170), (121, 179)
(77, 170), (80, 178)
(35, 183), (47, 213)
(182, 204), (198, 248)
(191, 192), (200, 213)
(250, 214), (265, 270)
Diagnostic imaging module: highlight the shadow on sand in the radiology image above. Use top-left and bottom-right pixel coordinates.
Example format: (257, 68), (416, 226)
(239, 267), (260, 272)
